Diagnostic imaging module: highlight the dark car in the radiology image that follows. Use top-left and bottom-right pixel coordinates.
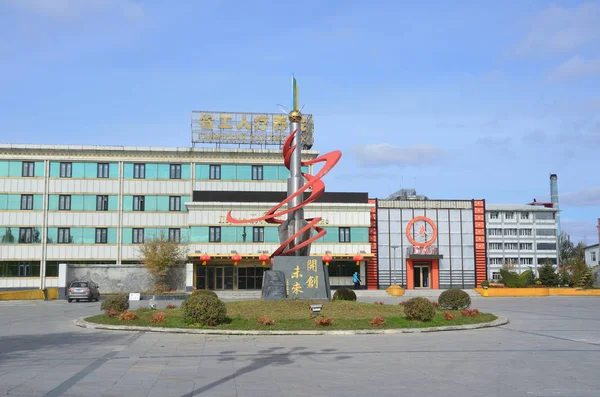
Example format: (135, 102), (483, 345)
(67, 281), (100, 302)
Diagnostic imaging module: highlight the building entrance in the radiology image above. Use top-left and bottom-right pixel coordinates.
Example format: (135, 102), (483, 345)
(196, 265), (234, 290)
(413, 263), (431, 288)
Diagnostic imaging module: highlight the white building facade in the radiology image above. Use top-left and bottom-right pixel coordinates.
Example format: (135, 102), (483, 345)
(584, 244), (599, 267)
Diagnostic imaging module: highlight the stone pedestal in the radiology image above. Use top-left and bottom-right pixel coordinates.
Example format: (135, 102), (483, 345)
(273, 256), (331, 300)
(261, 270), (287, 300)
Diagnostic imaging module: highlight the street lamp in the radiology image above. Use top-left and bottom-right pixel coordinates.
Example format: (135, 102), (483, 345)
(391, 245), (400, 286)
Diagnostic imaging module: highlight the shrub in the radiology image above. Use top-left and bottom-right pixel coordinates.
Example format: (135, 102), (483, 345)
(258, 316), (276, 326)
(538, 262), (559, 287)
(100, 295), (129, 313)
(166, 304), (178, 310)
(332, 288), (357, 301)
(315, 317), (334, 326)
(481, 280), (489, 288)
(192, 289), (218, 298)
(118, 311), (137, 321)
(181, 294), (227, 326)
(370, 316), (386, 326)
(500, 269), (533, 288)
(430, 300), (439, 308)
(438, 289), (471, 310)
(106, 308), (119, 318)
(444, 311), (456, 320)
(150, 312), (166, 323)
(461, 309), (479, 317)
(404, 297), (436, 321)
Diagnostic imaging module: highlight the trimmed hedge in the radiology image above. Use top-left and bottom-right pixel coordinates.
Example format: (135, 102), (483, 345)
(403, 297), (436, 321)
(500, 269), (532, 288)
(192, 289), (218, 298)
(100, 295), (129, 313)
(181, 294), (227, 326)
(438, 289), (471, 310)
(333, 288), (357, 301)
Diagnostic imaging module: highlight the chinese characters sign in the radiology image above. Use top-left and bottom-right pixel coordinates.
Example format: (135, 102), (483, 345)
(191, 111), (314, 148)
(273, 256), (331, 300)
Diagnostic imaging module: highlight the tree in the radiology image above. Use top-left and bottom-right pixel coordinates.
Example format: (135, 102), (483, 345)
(1, 228), (15, 243)
(558, 231), (574, 268)
(138, 232), (188, 293)
(538, 261), (559, 287)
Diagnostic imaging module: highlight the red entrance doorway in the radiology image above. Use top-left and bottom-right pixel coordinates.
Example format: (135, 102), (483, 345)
(406, 259), (439, 289)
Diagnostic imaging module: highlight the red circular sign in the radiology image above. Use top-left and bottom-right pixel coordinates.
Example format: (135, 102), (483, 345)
(405, 216), (438, 248)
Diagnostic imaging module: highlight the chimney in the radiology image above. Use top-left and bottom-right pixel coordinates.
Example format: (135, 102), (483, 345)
(550, 174), (560, 237)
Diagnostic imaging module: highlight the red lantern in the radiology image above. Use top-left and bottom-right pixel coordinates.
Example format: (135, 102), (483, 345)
(353, 254), (364, 266)
(259, 253), (270, 266)
(200, 254), (211, 266)
(231, 253), (242, 266)
(322, 254), (333, 266)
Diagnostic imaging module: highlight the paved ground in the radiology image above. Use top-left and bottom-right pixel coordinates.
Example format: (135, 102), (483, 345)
(1, 296), (599, 397)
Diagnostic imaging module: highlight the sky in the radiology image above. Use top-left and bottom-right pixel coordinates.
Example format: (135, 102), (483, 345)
(0, 0), (599, 244)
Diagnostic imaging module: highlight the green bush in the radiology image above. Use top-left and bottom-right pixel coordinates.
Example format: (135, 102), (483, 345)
(100, 295), (129, 313)
(181, 294), (227, 326)
(569, 259), (594, 289)
(500, 269), (533, 288)
(192, 289), (218, 298)
(538, 262), (559, 287)
(480, 280), (489, 288)
(438, 289), (471, 310)
(333, 288), (357, 301)
(403, 297), (436, 321)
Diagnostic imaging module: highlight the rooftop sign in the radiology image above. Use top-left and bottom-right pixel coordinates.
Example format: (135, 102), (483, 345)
(191, 111), (314, 148)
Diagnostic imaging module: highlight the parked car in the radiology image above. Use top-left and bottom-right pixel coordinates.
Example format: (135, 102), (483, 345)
(67, 281), (100, 302)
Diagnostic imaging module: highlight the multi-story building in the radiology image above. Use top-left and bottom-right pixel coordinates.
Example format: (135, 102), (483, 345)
(0, 143), (373, 291)
(485, 203), (559, 281)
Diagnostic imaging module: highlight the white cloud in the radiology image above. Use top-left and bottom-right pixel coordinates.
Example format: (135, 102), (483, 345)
(6, 0), (143, 20)
(549, 56), (600, 80)
(561, 187), (600, 207)
(352, 143), (448, 167)
(516, 2), (600, 56)
(561, 218), (599, 245)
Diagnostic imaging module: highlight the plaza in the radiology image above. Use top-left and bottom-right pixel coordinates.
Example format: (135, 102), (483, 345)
(1, 296), (599, 397)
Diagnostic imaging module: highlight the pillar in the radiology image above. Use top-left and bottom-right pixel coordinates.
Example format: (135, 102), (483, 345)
(58, 263), (67, 299)
(185, 263), (194, 292)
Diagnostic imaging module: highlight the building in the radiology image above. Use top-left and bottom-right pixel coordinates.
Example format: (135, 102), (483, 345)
(0, 142), (373, 291)
(584, 244), (599, 267)
(485, 203), (559, 281)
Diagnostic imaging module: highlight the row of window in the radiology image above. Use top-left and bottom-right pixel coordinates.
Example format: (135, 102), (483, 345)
(489, 242), (556, 251)
(15, 194), (186, 212)
(487, 228), (557, 237)
(488, 211), (555, 220)
(489, 257), (557, 268)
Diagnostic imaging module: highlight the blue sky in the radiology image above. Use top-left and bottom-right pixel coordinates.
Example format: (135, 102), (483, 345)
(1, 0), (599, 244)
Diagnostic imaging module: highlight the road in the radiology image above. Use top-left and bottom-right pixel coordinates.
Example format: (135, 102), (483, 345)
(0, 296), (599, 397)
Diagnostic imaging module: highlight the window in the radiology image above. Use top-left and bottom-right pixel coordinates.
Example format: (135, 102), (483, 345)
(236, 267), (267, 290)
(537, 257), (557, 265)
(169, 196), (181, 212)
(18, 228), (34, 243)
(535, 212), (555, 220)
(95, 228), (108, 244)
(168, 228), (181, 243)
(59, 195), (71, 211)
(519, 229), (533, 236)
(504, 243), (518, 250)
(96, 195), (108, 211)
(209, 165), (221, 180)
(519, 243), (533, 250)
(58, 228), (71, 244)
(339, 227), (351, 243)
(18, 262), (31, 277)
(22, 162), (35, 177)
(209, 226), (221, 242)
(492, 271), (501, 281)
(251, 165), (263, 180)
(519, 258), (533, 265)
(132, 228), (144, 244)
(170, 164), (182, 179)
(20, 194), (33, 210)
(504, 257), (517, 265)
(489, 258), (504, 265)
(504, 212), (515, 220)
(133, 196), (145, 211)
(537, 243), (557, 250)
(489, 243), (503, 250)
(59, 162), (72, 178)
(489, 212), (499, 219)
(97, 163), (109, 178)
(591, 252), (596, 262)
(487, 228), (502, 236)
(252, 227), (264, 242)
(520, 212), (530, 220)
(133, 163), (145, 179)
(504, 229), (518, 236)
(536, 229), (556, 236)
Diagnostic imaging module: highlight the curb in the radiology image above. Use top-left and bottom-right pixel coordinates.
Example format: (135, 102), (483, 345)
(73, 316), (509, 336)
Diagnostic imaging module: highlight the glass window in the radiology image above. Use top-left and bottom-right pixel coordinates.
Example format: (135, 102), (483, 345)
(537, 243), (557, 250)
(252, 165), (263, 180)
(237, 267), (267, 290)
(535, 212), (555, 220)
(209, 226), (221, 242)
(339, 227), (351, 243)
(487, 228), (502, 236)
(519, 229), (533, 236)
(97, 163), (109, 178)
(22, 162), (35, 177)
(96, 195), (108, 211)
(536, 229), (556, 236)
(132, 228), (144, 244)
(489, 212), (499, 219)
(209, 165), (221, 180)
(59, 195), (71, 211)
(95, 228), (108, 244)
(58, 228), (71, 244)
(169, 228), (181, 243)
(133, 163), (145, 179)
(252, 227), (264, 242)
(170, 164), (182, 179)
(20, 194), (33, 210)
(505, 212), (515, 220)
(591, 252), (596, 262)
(169, 196), (181, 211)
(519, 243), (533, 250)
(59, 162), (72, 178)
(133, 196), (145, 211)
(18, 228), (34, 243)
(327, 261), (355, 277)
(492, 271), (501, 280)
(520, 212), (530, 220)
(504, 229), (518, 236)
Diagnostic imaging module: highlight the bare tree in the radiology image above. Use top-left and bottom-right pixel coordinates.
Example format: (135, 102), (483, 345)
(138, 232), (188, 293)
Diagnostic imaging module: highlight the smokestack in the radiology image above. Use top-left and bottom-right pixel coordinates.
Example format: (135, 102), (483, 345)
(550, 174), (560, 237)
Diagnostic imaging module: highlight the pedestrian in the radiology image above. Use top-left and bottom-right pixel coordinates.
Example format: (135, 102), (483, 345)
(353, 271), (361, 290)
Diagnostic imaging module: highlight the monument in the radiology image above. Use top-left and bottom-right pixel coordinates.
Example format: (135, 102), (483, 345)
(226, 77), (341, 300)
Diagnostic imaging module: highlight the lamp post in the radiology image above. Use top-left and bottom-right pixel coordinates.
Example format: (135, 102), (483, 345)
(391, 245), (400, 286)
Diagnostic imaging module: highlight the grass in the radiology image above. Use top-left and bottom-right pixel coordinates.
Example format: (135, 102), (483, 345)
(85, 300), (497, 331)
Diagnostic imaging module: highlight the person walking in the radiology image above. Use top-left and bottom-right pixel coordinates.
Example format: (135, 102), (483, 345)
(353, 271), (361, 290)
